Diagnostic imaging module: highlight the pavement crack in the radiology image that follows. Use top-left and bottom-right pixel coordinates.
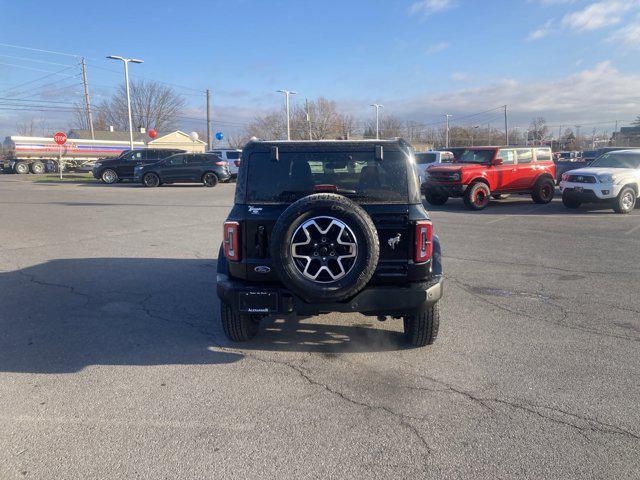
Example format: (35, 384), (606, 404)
(484, 398), (640, 442)
(17, 271), (91, 306)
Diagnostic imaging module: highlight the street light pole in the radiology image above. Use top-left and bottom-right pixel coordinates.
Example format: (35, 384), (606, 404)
(444, 114), (452, 148)
(370, 104), (383, 139)
(277, 89), (297, 140)
(107, 55), (143, 150)
(471, 125), (479, 147)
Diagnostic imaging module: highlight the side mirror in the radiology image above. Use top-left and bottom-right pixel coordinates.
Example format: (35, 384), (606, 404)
(375, 145), (384, 161)
(493, 158), (503, 166)
(270, 146), (279, 162)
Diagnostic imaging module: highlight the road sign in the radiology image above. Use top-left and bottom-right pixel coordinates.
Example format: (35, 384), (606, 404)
(54, 132), (67, 145)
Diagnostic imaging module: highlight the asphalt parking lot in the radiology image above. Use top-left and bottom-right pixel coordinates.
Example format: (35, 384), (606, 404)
(0, 175), (639, 479)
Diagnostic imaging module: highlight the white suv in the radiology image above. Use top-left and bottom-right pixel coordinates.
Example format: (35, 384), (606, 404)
(414, 150), (454, 187)
(208, 149), (242, 178)
(560, 150), (640, 214)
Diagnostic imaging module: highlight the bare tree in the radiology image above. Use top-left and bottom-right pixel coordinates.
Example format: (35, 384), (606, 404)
(225, 131), (252, 149)
(246, 111), (286, 140)
(248, 97), (355, 141)
(529, 117), (548, 146)
(16, 118), (36, 136)
(95, 80), (186, 132)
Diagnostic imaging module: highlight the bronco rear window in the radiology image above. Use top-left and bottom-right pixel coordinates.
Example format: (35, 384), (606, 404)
(245, 150), (409, 204)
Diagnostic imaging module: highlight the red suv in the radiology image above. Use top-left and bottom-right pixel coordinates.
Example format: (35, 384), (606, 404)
(423, 147), (556, 210)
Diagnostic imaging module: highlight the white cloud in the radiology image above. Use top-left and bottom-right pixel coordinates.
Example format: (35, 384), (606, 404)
(408, 0), (456, 17)
(527, 19), (555, 41)
(450, 72), (467, 81)
(607, 20), (640, 47)
(425, 42), (449, 54)
(561, 1), (640, 32)
(391, 61), (640, 125)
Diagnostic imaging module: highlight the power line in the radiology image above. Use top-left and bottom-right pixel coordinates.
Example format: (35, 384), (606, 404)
(0, 67), (78, 97)
(0, 54), (76, 68)
(0, 42), (81, 58)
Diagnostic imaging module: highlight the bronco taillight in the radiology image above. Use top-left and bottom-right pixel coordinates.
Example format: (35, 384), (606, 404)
(223, 221), (240, 261)
(414, 220), (433, 263)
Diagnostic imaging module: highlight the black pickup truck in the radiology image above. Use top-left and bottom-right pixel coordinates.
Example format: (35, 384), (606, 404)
(216, 139), (444, 347)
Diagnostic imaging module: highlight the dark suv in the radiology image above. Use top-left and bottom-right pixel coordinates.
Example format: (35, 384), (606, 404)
(216, 139), (444, 347)
(135, 152), (231, 187)
(92, 148), (184, 184)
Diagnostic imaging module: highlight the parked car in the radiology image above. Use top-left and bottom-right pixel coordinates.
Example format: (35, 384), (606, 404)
(414, 150), (454, 186)
(423, 146), (556, 210)
(92, 148), (184, 184)
(134, 152), (231, 187)
(208, 148), (242, 178)
(216, 139), (443, 347)
(560, 150), (640, 214)
(554, 153), (591, 184)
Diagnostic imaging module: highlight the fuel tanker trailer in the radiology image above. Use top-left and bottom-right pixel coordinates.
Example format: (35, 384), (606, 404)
(1, 135), (145, 174)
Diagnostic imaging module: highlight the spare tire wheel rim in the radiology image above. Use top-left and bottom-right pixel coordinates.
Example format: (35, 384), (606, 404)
(291, 216), (357, 282)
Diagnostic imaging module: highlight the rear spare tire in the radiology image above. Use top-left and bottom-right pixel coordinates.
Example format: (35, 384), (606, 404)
(269, 193), (379, 303)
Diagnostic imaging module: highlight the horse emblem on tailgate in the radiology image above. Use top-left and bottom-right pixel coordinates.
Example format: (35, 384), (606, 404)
(388, 233), (402, 250)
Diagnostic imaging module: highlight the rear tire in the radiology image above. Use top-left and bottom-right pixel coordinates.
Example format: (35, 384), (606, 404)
(562, 192), (581, 209)
(463, 182), (490, 210)
(101, 168), (118, 184)
(203, 172), (218, 187)
(30, 161), (45, 174)
(403, 304), (440, 347)
(14, 162), (29, 174)
(424, 190), (448, 206)
(532, 177), (555, 204)
(220, 302), (259, 341)
(613, 186), (636, 214)
(143, 172), (160, 188)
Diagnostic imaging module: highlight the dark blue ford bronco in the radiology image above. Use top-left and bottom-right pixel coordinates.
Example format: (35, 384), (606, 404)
(216, 139), (443, 347)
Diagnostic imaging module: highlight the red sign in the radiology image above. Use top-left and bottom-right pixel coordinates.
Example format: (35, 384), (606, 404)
(53, 132), (67, 145)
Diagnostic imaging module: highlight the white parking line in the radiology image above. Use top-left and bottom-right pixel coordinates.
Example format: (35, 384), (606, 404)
(625, 223), (640, 235)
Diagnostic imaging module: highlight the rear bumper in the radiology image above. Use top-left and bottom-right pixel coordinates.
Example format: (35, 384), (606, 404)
(216, 274), (444, 316)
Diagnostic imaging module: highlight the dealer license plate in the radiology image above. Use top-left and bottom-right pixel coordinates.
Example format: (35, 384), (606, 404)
(239, 291), (278, 313)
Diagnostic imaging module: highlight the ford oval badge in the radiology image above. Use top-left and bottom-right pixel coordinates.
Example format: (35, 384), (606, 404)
(254, 266), (271, 274)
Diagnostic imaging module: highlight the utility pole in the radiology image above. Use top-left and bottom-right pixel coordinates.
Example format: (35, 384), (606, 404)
(503, 105), (509, 146)
(370, 104), (383, 140)
(80, 58), (94, 140)
(444, 114), (452, 148)
(277, 89), (297, 140)
(305, 98), (312, 140)
(206, 89), (212, 150)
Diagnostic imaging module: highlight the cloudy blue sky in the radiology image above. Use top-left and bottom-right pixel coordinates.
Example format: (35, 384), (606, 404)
(1, 0), (639, 137)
